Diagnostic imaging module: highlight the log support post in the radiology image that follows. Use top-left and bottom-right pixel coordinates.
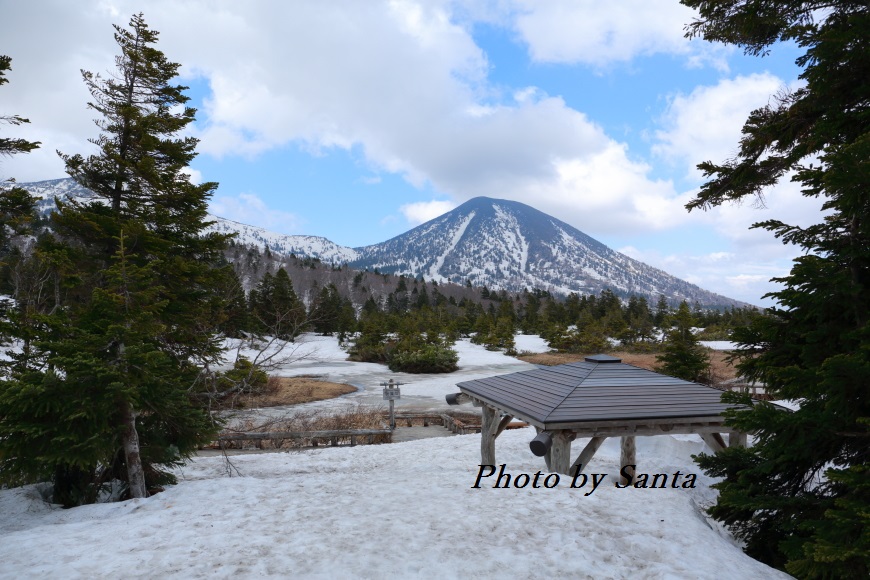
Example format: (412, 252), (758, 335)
(480, 404), (499, 465)
(535, 427), (553, 472)
(570, 436), (607, 476)
(550, 431), (573, 475)
(620, 436), (636, 486)
(729, 431), (747, 448)
(701, 433), (727, 453)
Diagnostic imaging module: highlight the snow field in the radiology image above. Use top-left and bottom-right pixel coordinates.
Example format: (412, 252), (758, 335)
(0, 429), (788, 578)
(0, 335), (787, 578)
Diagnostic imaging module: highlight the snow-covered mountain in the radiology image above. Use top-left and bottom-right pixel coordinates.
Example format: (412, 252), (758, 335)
(207, 217), (359, 264)
(18, 178), (359, 264)
(16, 179), (743, 306)
(350, 197), (742, 306)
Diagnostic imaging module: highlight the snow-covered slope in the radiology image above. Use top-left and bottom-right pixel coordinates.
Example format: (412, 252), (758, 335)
(207, 216), (359, 264)
(351, 197), (743, 307)
(18, 178), (359, 264)
(16, 179), (744, 306)
(0, 336), (785, 578)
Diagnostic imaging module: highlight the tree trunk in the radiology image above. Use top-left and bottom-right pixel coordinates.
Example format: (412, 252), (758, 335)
(120, 400), (147, 499)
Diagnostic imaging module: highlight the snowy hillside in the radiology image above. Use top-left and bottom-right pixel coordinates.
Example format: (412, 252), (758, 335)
(17, 178), (360, 264)
(351, 197), (744, 307)
(208, 216), (359, 264)
(15, 179), (744, 307)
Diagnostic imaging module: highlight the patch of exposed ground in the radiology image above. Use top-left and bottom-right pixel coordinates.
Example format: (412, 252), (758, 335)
(516, 350), (738, 384)
(237, 376), (357, 408)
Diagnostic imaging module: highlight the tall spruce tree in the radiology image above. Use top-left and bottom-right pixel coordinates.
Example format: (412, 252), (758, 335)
(0, 55), (40, 162)
(250, 268), (305, 340)
(0, 15), (227, 505)
(681, 2), (869, 576)
(655, 300), (711, 383)
(0, 55), (41, 262)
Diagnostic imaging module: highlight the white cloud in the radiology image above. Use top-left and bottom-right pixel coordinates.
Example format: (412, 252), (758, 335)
(400, 200), (457, 225)
(647, 73), (827, 300)
(209, 192), (303, 233)
(506, 0), (725, 69)
(653, 73), (787, 181)
(618, 244), (791, 306)
(183, 167), (203, 185)
(0, 0), (822, 308)
(0, 0), (702, 238)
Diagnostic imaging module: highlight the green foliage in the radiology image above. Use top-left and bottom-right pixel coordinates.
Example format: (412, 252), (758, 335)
(0, 55), (41, 160)
(347, 309), (389, 363)
(655, 301), (712, 383)
(215, 267), (249, 338)
(0, 14), (225, 505)
(0, 55), (42, 306)
(348, 306), (459, 373)
(546, 311), (611, 354)
(310, 283), (356, 337)
(214, 356), (268, 395)
(388, 343), (459, 374)
(249, 268), (305, 340)
(682, 2), (870, 575)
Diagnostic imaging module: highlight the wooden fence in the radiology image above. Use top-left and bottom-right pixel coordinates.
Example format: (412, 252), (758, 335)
(210, 428), (392, 450)
(208, 413), (529, 451)
(383, 412), (529, 435)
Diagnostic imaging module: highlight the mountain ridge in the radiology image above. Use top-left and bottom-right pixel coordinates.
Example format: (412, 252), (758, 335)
(14, 178), (746, 307)
(348, 196), (744, 307)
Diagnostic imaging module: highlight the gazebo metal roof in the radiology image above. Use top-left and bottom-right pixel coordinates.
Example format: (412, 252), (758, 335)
(456, 355), (741, 430)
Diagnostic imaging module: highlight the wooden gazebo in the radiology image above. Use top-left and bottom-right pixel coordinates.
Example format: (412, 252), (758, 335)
(447, 355), (749, 479)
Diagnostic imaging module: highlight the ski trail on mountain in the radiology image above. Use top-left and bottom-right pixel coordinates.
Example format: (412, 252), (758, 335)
(429, 210), (475, 280)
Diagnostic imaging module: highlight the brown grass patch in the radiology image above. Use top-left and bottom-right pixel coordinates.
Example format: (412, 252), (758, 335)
(238, 376), (356, 408)
(516, 350), (738, 384)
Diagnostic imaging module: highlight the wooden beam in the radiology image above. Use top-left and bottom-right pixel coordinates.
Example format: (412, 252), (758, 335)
(494, 414), (515, 439)
(563, 423), (733, 438)
(543, 415), (730, 431)
(570, 436), (607, 475)
(218, 428), (389, 441)
(620, 436), (636, 486)
(445, 393), (473, 406)
(700, 433), (727, 453)
(550, 431), (573, 475)
(480, 404), (498, 465)
(729, 431), (747, 448)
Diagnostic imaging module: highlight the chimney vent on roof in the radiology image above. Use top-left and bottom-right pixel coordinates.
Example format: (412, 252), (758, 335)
(585, 354), (622, 363)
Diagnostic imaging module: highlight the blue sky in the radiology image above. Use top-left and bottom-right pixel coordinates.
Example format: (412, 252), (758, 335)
(1, 1), (822, 305)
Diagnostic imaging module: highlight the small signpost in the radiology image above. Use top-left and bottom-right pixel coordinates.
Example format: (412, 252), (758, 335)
(381, 378), (402, 430)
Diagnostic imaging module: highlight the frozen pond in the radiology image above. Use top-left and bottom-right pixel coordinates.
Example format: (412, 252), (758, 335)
(224, 334), (550, 419)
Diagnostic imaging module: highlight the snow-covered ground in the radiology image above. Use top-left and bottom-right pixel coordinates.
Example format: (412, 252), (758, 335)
(0, 334), (788, 578)
(223, 334), (547, 416)
(700, 341), (738, 351)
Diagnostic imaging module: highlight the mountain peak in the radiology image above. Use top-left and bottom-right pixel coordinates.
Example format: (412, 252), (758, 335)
(350, 196), (743, 307)
(15, 178), (744, 307)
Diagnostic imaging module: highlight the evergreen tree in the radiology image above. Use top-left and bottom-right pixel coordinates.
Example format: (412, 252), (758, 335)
(0, 55), (40, 162)
(654, 294), (669, 327)
(0, 54), (41, 273)
(216, 267), (249, 338)
(310, 283), (343, 335)
(250, 268), (305, 340)
(655, 301), (711, 383)
(0, 15), (226, 504)
(683, 2), (870, 576)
